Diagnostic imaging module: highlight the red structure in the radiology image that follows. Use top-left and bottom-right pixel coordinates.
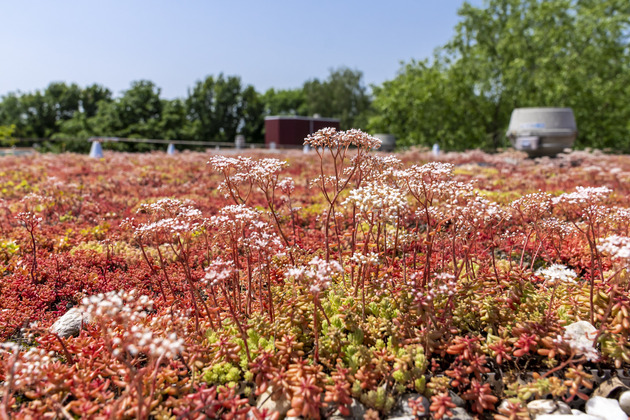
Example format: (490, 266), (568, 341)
(264, 116), (341, 148)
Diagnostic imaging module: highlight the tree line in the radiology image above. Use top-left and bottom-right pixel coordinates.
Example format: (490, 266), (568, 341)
(0, 69), (371, 152)
(1, 0), (628, 152)
(370, 0), (630, 151)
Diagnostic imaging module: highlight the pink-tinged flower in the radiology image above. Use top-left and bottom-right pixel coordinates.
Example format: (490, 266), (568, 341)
(304, 127), (381, 150)
(203, 258), (235, 288)
(552, 186), (611, 205)
(562, 321), (599, 362)
(343, 181), (408, 222)
(536, 264), (578, 285)
(278, 178), (295, 194)
(81, 290), (185, 359)
(598, 235), (630, 261)
(286, 256), (342, 295)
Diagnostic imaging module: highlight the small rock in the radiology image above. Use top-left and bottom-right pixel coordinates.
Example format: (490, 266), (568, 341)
(442, 407), (473, 420)
(527, 399), (572, 417)
(50, 307), (90, 338)
(351, 398), (367, 419)
(618, 389), (630, 415)
(498, 398), (527, 413)
(255, 387), (290, 418)
(389, 393), (430, 418)
(592, 377), (629, 399)
(449, 391), (466, 407)
(329, 398), (367, 419)
(536, 415), (600, 420)
(553, 401), (572, 414)
(585, 396), (627, 420)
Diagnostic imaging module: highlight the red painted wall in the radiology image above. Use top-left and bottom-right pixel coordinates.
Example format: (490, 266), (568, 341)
(265, 117), (340, 147)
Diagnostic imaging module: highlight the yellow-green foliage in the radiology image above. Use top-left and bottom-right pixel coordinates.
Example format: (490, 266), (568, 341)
(80, 222), (110, 240)
(202, 362), (241, 387)
(360, 386), (395, 414)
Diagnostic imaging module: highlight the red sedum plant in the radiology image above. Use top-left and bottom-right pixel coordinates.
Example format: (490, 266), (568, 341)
(1, 138), (630, 418)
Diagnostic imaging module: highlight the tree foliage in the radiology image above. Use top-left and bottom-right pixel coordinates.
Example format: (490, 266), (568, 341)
(262, 88), (306, 117)
(302, 67), (372, 129)
(262, 67), (373, 130)
(371, 0), (630, 151)
(0, 124), (16, 146)
(187, 74), (253, 142)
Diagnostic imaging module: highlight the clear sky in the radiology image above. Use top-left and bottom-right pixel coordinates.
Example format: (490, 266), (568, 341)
(1, 0), (483, 99)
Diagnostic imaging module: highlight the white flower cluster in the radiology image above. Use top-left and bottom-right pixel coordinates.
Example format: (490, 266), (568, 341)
(598, 235), (630, 261)
(207, 155), (244, 172)
(286, 256), (342, 294)
(441, 193), (504, 231)
(278, 178), (295, 194)
(134, 216), (200, 236)
(304, 127), (339, 148)
(82, 290), (153, 321)
(414, 272), (457, 305)
(210, 204), (264, 234)
(343, 181), (408, 222)
(357, 155), (403, 182)
(133, 198), (203, 237)
(203, 258), (235, 288)
(244, 230), (285, 253)
(536, 264), (578, 285)
(552, 186), (611, 205)
(112, 326), (184, 359)
(609, 207), (630, 225)
(210, 156), (287, 193)
(511, 191), (552, 220)
(395, 162), (454, 184)
(0, 344), (53, 387)
(248, 158), (288, 183)
(304, 127), (381, 150)
(428, 180), (475, 202)
(138, 198), (198, 216)
(16, 211), (42, 227)
(350, 251), (379, 265)
(417, 179), (503, 232)
(81, 290), (184, 359)
(341, 128), (382, 150)
(561, 328), (599, 362)
(539, 217), (577, 236)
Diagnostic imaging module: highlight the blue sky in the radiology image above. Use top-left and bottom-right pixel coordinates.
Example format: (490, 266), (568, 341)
(1, 1), (483, 99)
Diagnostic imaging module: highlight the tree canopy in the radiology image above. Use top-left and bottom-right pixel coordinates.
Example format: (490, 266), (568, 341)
(370, 0), (630, 151)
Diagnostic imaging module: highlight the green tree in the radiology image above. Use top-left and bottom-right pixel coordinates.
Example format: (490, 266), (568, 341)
(371, 0), (630, 151)
(50, 84), (112, 143)
(0, 124), (16, 146)
(241, 85), (265, 143)
(303, 67), (372, 129)
(370, 60), (491, 150)
(0, 82), (82, 139)
(262, 88), (306, 116)
(159, 99), (190, 141)
(80, 84), (112, 118)
(186, 74), (262, 143)
(0, 94), (25, 136)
